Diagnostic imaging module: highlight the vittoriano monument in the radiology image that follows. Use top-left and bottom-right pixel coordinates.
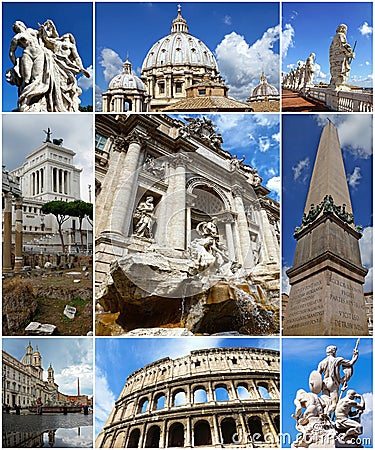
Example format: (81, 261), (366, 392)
(291, 340), (367, 447)
(284, 121), (369, 336)
(6, 20), (90, 112)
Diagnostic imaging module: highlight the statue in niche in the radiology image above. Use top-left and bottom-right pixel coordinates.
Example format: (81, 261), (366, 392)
(6, 19), (90, 112)
(142, 154), (165, 178)
(229, 155), (245, 171)
(188, 219), (234, 276)
(133, 196), (155, 239)
(329, 24), (355, 90)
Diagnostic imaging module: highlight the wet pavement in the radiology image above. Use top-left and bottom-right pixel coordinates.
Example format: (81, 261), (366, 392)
(2, 414), (93, 448)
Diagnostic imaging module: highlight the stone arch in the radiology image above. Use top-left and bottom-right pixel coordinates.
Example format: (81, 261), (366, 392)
(257, 381), (271, 399)
(113, 430), (125, 447)
(137, 397), (149, 414)
(214, 385), (230, 402)
(102, 432), (115, 448)
(272, 414), (280, 434)
(193, 387), (208, 403)
(126, 428), (141, 448)
(194, 420), (212, 446)
(248, 416), (265, 442)
(153, 392), (166, 410)
(187, 177), (231, 212)
(168, 422), (185, 447)
(220, 417), (237, 445)
(172, 389), (186, 407)
(145, 425), (161, 448)
(237, 383), (251, 399)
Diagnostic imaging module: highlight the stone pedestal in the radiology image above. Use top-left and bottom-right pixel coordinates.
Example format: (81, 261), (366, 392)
(284, 215), (368, 336)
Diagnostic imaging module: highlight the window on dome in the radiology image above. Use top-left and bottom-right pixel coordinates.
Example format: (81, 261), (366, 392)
(159, 83), (165, 94)
(198, 89), (206, 96)
(175, 82), (183, 93)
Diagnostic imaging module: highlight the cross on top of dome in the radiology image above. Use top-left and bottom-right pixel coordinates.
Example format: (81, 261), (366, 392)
(171, 4), (189, 33)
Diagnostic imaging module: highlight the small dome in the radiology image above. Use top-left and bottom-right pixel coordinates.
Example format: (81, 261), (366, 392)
(142, 6), (219, 73)
(109, 59), (146, 91)
(252, 72), (279, 97)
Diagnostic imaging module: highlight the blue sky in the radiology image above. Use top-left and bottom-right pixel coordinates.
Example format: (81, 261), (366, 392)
(2, 2), (93, 111)
(95, 2), (280, 109)
(95, 337), (280, 436)
(282, 337), (373, 448)
(2, 338), (93, 396)
(282, 114), (373, 293)
(282, 2), (373, 87)
(170, 113), (280, 201)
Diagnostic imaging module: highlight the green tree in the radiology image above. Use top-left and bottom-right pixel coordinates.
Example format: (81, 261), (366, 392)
(68, 200), (93, 250)
(41, 201), (71, 252)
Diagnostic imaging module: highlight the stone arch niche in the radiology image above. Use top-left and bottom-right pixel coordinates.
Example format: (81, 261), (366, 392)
(145, 425), (161, 448)
(168, 422), (185, 447)
(248, 416), (265, 442)
(127, 428), (141, 448)
(220, 417), (237, 445)
(194, 420), (212, 446)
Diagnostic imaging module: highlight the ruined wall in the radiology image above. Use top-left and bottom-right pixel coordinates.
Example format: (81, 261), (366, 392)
(97, 347), (280, 448)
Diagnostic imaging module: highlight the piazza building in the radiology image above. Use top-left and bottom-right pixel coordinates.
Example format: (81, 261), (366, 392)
(96, 347), (280, 448)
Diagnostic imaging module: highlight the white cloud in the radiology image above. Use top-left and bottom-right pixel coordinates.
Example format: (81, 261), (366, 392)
(282, 23), (295, 58)
(292, 157), (310, 182)
(223, 15), (232, 26)
(95, 367), (117, 437)
(347, 167), (362, 189)
(359, 21), (373, 37)
(272, 131), (281, 143)
(215, 26), (280, 101)
(313, 62), (328, 82)
(282, 265), (291, 294)
(266, 176), (280, 201)
(359, 227), (373, 291)
(100, 48), (123, 82)
(77, 65), (93, 91)
(361, 392), (373, 442)
(55, 363), (92, 396)
(314, 115), (373, 159)
(259, 136), (271, 152)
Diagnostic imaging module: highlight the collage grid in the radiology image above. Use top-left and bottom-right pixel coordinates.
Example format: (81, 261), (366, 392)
(1, 1), (373, 449)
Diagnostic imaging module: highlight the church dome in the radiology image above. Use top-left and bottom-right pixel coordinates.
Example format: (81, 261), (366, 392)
(109, 59), (146, 91)
(142, 6), (219, 73)
(251, 72), (279, 97)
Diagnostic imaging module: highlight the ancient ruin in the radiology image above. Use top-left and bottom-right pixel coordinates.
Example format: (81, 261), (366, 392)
(95, 114), (280, 335)
(283, 121), (369, 336)
(96, 347), (280, 448)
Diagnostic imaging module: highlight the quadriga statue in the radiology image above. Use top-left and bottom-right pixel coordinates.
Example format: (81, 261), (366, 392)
(6, 19), (90, 112)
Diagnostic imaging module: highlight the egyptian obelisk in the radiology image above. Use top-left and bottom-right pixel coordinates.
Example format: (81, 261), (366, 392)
(283, 120), (369, 336)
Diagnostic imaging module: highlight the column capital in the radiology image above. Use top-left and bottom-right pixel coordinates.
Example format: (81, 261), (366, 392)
(232, 185), (244, 198)
(168, 152), (192, 169)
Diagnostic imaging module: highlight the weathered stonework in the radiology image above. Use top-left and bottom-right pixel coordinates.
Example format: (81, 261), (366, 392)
(96, 347), (280, 448)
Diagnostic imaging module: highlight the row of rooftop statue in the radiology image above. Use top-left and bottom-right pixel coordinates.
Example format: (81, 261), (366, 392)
(6, 19), (90, 112)
(283, 24), (355, 92)
(292, 340), (366, 447)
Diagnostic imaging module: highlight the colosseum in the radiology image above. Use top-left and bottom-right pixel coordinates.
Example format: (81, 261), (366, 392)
(96, 347), (280, 448)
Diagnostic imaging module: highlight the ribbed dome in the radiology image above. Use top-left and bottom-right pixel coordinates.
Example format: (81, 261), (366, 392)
(252, 72), (279, 97)
(109, 59), (146, 91)
(142, 6), (219, 72)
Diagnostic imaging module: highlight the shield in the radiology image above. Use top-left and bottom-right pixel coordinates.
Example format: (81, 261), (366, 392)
(309, 370), (322, 394)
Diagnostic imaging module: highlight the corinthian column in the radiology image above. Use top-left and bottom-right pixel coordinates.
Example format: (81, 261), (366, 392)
(3, 193), (13, 273)
(14, 197), (23, 273)
(233, 186), (254, 270)
(100, 130), (149, 238)
(165, 153), (191, 250)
